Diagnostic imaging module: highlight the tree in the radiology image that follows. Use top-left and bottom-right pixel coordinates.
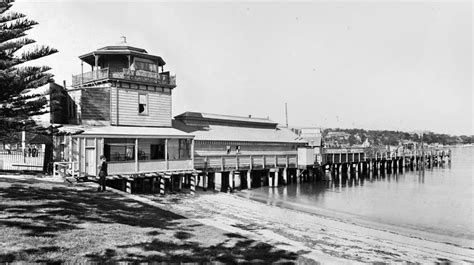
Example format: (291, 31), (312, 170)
(0, 0), (58, 141)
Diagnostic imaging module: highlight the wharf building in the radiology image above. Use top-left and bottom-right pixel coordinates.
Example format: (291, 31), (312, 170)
(50, 41), (308, 194)
(173, 112), (306, 192)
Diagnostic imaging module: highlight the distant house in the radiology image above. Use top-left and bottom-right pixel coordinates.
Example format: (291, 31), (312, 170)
(361, 138), (370, 147)
(326, 131), (350, 140)
(292, 127), (322, 148)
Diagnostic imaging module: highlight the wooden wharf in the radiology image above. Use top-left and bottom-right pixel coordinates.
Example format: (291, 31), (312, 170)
(98, 147), (451, 194)
(320, 147), (452, 181)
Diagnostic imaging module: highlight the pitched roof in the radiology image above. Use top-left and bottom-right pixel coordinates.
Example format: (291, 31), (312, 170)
(174, 112), (277, 128)
(79, 44), (166, 66)
(173, 120), (303, 143)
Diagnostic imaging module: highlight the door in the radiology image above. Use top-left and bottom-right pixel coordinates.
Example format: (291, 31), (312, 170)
(85, 148), (96, 176)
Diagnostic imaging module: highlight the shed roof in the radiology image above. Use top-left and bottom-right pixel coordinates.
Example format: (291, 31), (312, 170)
(67, 125), (193, 138)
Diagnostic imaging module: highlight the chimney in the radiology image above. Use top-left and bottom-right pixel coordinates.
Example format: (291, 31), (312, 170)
(248, 115), (252, 118)
(120, 36), (127, 44)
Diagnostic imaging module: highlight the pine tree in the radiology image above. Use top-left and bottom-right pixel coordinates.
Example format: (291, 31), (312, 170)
(0, 0), (58, 141)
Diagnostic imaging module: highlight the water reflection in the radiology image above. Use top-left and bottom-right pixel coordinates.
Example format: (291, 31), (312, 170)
(246, 147), (473, 240)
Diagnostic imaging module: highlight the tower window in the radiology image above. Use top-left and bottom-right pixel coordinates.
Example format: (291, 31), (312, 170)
(138, 93), (148, 115)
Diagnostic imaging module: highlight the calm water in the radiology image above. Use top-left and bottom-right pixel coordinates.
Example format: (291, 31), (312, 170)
(243, 146), (474, 243)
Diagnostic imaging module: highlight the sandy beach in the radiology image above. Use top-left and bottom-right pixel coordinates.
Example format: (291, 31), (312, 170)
(1, 174), (473, 263)
(142, 190), (474, 264)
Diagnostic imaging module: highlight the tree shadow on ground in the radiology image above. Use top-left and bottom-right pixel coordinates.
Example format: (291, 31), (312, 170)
(0, 177), (184, 236)
(0, 177), (300, 263)
(103, 236), (298, 264)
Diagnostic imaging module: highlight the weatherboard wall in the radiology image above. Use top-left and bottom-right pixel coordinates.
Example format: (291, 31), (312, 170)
(110, 86), (172, 127)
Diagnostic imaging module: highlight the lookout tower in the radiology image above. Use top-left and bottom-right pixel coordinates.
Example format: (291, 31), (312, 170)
(64, 40), (194, 181)
(71, 39), (176, 127)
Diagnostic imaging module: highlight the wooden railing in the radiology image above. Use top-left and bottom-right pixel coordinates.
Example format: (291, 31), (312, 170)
(53, 161), (79, 178)
(72, 68), (176, 87)
(194, 154), (298, 171)
(322, 147), (451, 164)
(364, 148), (451, 160)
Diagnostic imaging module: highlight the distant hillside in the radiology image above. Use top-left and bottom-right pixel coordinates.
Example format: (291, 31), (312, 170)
(322, 128), (473, 147)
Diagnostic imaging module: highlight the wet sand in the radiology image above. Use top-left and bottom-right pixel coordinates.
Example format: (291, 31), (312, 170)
(144, 191), (474, 264)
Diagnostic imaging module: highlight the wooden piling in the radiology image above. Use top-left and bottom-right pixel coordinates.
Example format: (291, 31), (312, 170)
(190, 174), (196, 195)
(126, 180), (132, 193)
(159, 176), (165, 195)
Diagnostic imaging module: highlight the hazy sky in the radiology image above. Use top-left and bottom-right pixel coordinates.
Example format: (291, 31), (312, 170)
(11, 0), (473, 135)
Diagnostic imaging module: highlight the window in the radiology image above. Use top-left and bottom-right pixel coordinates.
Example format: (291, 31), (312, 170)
(179, 139), (191, 160)
(134, 61), (158, 72)
(104, 138), (135, 162)
(167, 139), (191, 160)
(138, 93), (148, 115)
(150, 141), (165, 160)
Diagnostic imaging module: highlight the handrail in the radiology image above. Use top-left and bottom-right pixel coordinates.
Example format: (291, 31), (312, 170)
(53, 161), (79, 178)
(195, 154), (298, 170)
(72, 68), (176, 86)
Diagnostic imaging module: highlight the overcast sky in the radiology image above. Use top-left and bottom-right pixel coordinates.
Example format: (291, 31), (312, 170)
(12, 0), (473, 135)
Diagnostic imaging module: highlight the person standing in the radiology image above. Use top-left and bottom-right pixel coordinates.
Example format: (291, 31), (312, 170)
(98, 155), (108, 192)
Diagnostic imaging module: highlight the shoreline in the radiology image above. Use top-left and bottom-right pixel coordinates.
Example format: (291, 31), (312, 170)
(144, 191), (474, 263)
(238, 189), (474, 249)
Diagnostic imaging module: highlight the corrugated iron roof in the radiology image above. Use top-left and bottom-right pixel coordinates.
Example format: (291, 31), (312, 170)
(173, 120), (303, 143)
(66, 125), (193, 138)
(174, 112), (277, 126)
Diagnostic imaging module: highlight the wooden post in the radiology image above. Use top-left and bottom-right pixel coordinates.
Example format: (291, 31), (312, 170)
(94, 55), (99, 79)
(267, 170), (272, 187)
(202, 173), (207, 191)
(274, 169), (279, 187)
(126, 180), (132, 193)
(190, 174), (196, 195)
(214, 172), (222, 191)
(151, 177), (156, 193)
(178, 174), (183, 191)
(165, 139), (169, 170)
(246, 170), (252, 189)
(159, 176), (165, 195)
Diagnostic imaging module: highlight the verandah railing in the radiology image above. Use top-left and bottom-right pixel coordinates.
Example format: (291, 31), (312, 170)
(72, 68), (176, 86)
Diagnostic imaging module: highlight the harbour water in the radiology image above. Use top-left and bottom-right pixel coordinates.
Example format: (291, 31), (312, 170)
(243, 146), (474, 244)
